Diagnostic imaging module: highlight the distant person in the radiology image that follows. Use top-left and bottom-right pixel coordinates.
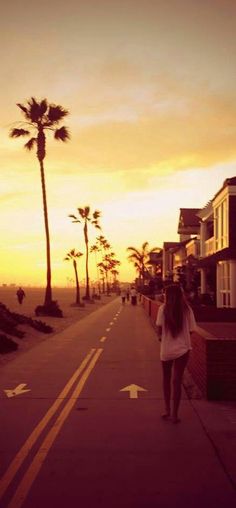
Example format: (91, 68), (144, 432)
(121, 288), (126, 304)
(130, 286), (137, 305)
(155, 284), (196, 423)
(126, 287), (130, 302)
(16, 287), (26, 305)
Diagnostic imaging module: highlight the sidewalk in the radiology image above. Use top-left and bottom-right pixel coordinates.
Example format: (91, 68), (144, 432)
(186, 320), (236, 490)
(178, 320), (236, 492)
(140, 297), (236, 492)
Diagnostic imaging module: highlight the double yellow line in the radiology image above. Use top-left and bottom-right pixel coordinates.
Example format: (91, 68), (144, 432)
(0, 347), (103, 508)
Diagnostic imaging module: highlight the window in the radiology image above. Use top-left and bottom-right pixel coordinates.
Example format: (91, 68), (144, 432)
(219, 261), (231, 307)
(214, 198), (228, 251)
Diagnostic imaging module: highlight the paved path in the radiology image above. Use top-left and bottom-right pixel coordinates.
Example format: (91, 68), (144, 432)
(0, 298), (235, 507)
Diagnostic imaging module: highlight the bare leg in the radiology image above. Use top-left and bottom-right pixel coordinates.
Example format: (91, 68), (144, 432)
(172, 351), (189, 422)
(161, 360), (173, 417)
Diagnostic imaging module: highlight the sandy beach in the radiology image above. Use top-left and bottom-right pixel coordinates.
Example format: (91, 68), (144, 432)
(0, 287), (117, 366)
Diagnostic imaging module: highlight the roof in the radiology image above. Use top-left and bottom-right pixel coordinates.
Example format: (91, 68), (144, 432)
(213, 176), (236, 202)
(163, 242), (180, 250)
(148, 251), (163, 264)
(196, 200), (213, 220)
(178, 208), (201, 229)
(197, 247), (236, 267)
(169, 239), (189, 253)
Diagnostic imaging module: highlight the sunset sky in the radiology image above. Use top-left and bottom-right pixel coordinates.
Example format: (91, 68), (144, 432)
(1, 0), (236, 286)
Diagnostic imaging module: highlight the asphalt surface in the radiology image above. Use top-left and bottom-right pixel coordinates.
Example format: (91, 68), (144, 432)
(0, 297), (236, 507)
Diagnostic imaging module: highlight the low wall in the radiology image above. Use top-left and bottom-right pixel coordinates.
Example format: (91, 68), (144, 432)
(141, 295), (236, 400)
(191, 305), (236, 322)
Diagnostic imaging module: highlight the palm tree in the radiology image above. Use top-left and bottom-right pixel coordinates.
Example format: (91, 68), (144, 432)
(64, 249), (84, 306)
(99, 250), (120, 295)
(127, 242), (160, 286)
(90, 244), (101, 295)
(69, 207), (101, 300)
(10, 97), (69, 312)
(96, 235), (107, 256)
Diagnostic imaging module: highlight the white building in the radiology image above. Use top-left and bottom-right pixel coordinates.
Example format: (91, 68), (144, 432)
(197, 177), (236, 308)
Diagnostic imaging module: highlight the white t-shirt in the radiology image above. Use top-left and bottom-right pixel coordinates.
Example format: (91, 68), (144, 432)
(156, 304), (197, 361)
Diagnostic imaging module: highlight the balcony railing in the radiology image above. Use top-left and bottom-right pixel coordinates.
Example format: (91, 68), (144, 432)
(205, 237), (214, 256)
(186, 239), (200, 258)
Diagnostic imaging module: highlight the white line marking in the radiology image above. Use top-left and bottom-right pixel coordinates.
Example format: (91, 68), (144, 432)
(109, 321), (114, 325)
(7, 349), (103, 508)
(4, 384), (31, 398)
(106, 327), (111, 332)
(100, 336), (107, 343)
(0, 348), (96, 501)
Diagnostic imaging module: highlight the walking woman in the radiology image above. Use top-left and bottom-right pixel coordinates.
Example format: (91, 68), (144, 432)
(156, 284), (196, 423)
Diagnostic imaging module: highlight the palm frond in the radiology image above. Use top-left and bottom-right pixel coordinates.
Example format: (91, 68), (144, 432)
(142, 241), (149, 251)
(93, 210), (101, 219)
(127, 253), (140, 262)
(126, 246), (140, 255)
(39, 99), (48, 116)
(10, 128), (30, 138)
(68, 214), (80, 223)
(17, 103), (31, 119)
(27, 97), (42, 123)
(47, 104), (69, 124)
(78, 208), (86, 218)
(54, 126), (70, 141)
(24, 137), (37, 150)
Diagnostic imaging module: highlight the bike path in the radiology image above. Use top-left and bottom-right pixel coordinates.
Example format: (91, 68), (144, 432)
(0, 300), (236, 507)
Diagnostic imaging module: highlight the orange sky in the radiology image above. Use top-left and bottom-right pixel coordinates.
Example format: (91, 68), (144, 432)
(1, 0), (236, 286)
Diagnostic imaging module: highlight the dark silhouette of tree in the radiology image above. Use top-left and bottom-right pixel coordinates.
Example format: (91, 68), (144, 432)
(10, 97), (69, 312)
(96, 236), (107, 293)
(64, 249), (84, 306)
(127, 242), (160, 285)
(69, 207), (101, 300)
(90, 244), (101, 295)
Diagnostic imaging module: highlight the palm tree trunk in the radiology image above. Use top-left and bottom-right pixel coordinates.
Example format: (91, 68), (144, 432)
(84, 222), (90, 299)
(73, 260), (81, 305)
(39, 160), (52, 305)
(105, 271), (109, 295)
(94, 251), (100, 294)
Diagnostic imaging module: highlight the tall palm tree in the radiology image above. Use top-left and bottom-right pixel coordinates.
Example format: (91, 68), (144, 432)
(10, 97), (70, 311)
(127, 242), (160, 286)
(64, 249), (84, 306)
(90, 244), (101, 295)
(69, 207), (101, 300)
(96, 235), (107, 256)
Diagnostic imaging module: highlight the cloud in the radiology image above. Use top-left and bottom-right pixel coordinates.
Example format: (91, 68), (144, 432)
(65, 80), (236, 174)
(2, 62), (236, 184)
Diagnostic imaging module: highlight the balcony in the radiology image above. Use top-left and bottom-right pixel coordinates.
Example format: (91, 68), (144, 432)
(186, 238), (200, 258)
(205, 237), (214, 256)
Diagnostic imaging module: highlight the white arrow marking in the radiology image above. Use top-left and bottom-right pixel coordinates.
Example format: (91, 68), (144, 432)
(4, 383), (31, 398)
(120, 384), (147, 399)
(100, 336), (107, 343)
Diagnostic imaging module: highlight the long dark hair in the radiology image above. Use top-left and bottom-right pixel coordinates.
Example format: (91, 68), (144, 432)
(163, 284), (188, 338)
